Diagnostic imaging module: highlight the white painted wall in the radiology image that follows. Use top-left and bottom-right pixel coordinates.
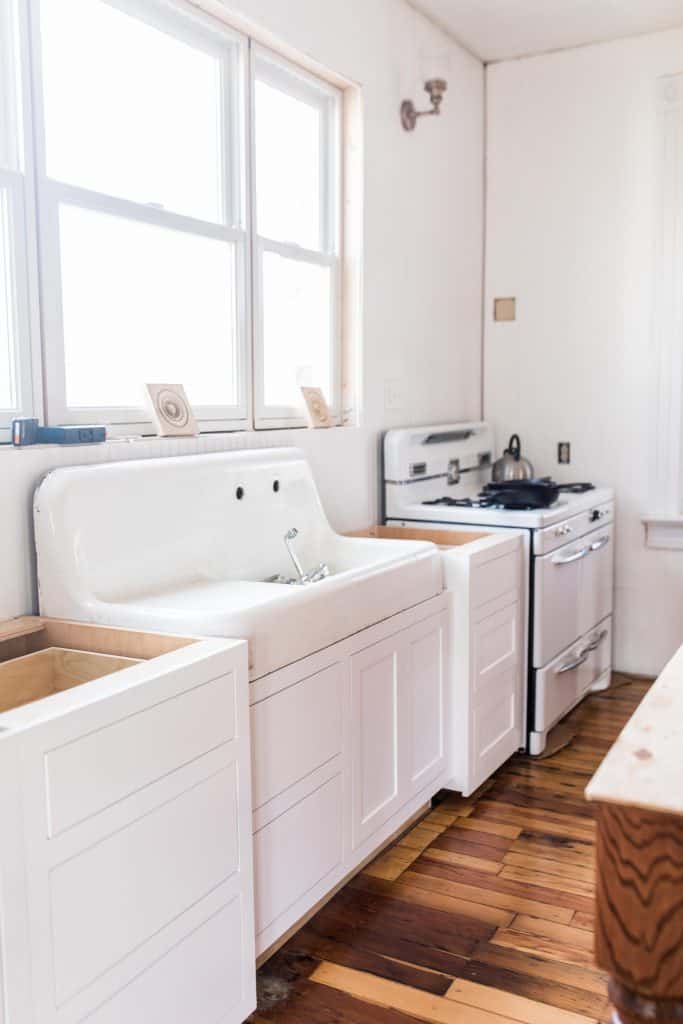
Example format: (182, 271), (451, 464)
(484, 27), (683, 676)
(0, 0), (484, 621)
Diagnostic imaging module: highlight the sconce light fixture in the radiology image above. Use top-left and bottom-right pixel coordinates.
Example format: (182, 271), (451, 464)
(401, 78), (448, 131)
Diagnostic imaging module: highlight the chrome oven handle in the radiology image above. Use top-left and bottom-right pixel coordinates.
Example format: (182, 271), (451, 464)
(580, 628), (609, 655)
(556, 650), (590, 674)
(589, 535), (610, 552)
(551, 545), (590, 566)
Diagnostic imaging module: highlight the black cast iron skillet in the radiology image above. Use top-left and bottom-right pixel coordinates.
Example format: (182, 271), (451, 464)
(482, 479), (560, 509)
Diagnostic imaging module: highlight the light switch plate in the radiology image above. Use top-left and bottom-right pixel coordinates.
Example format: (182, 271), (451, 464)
(494, 297), (516, 322)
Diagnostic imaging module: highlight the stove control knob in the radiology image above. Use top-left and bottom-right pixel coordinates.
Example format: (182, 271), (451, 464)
(554, 524), (572, 536)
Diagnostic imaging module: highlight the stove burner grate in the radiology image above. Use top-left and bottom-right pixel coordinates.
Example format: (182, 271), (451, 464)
(423, 496), (498, 509)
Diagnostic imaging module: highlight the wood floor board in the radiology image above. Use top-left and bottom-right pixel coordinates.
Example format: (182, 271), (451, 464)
(410, 858), (595, 913)
(440, 824), (515, 852)
(250, 678), (648, 1024)
(507, 915), (595, 952)
(513, 833), (594, 867)
(255, 977), (429, 1023)
(420, 846), (503, 874)
(491, 930), (596, 970)
(401, 869), (576, 924)
(445, 975), (597, 1024)
(277, 928), (455, 996)
(430, 833), (509, 862)
(472, 803), (596, 843)
(458, 959), (610, 1021)
(452, 816), (522, 840)
(348, 872), (516, 928)
(499, 865), (594, 898)
(311, 962), (524, 1024)
(502, 852), (594, 883)
(472, 943), (609, 996)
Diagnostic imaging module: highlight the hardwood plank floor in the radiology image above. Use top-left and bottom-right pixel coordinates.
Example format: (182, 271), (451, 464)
(250, 673), (650, 1024)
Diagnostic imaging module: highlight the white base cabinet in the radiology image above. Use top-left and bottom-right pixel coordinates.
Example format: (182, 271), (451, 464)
(0, 621), (255, 1024)
(372, 524), (526, 799)
(249, 596), (449, 958)
(351, 611), (447, 850)
(443, 531), (525, 796)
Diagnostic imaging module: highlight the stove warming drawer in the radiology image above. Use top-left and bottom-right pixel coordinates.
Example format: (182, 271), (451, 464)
(534, 615), (612, 736)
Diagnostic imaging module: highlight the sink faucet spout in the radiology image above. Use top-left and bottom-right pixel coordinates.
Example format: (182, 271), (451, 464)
(284, 528), (307, 583)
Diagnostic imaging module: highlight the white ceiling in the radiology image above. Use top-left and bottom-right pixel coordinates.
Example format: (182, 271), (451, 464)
(409, 0), (683, 61)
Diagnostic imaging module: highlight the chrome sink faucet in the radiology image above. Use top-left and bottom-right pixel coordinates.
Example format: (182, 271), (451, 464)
(282, 528), (330, 585)
(284, 528), (307, 582)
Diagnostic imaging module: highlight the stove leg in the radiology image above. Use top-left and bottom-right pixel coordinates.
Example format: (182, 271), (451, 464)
(528, 730), (546, 756)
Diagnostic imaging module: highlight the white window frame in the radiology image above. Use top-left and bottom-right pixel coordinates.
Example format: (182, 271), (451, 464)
(250, 44), (342, 430)
(30, 0), (251, 435)
(0, 0), (42, 443)
(644, 72), (683, 548)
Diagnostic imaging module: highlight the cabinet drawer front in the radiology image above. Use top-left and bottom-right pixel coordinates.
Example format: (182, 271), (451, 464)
(469, 602), (522, 792)
(86, 896), (251, 1024)
(251, 662), (344, 811)
(473, 602), (520, 694)
(50, 764), (241, 1006)
(471, 548), (520, 609)
(45, 672), (237, 837)
(254, 773), (343, 938)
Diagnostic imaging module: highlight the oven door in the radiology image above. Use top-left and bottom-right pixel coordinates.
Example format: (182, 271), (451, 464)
(533, 523), (613, 667)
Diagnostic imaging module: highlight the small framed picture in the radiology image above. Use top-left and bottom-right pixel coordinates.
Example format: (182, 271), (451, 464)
(300, 386), (333, 428)
(144, 383), (198, 437)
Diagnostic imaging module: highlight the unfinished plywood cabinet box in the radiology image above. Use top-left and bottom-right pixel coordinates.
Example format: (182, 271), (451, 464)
(0, 617), (255, 1024)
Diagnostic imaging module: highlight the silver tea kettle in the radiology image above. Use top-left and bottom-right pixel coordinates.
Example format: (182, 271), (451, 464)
(491, 434), (534, 483)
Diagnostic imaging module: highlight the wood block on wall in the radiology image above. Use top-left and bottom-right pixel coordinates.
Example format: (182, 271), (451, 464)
(494, 297), (516, 321)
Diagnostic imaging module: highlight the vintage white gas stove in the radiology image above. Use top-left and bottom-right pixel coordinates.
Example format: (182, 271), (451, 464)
(383, 421), (614, 755)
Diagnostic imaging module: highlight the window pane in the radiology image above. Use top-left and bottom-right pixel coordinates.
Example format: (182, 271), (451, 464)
(0, 190), (18, 409)
(40, 0), (225, 223)
(255, 77), (321, 250)
(59, 204), (239, 410)
(0, 0), (22, 172)
(262, 251), (332, 410)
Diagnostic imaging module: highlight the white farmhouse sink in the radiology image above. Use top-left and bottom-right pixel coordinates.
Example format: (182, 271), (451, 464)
(34, 448), (442, 678)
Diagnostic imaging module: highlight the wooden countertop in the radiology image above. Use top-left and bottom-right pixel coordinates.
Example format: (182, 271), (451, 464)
(586, 646), (683, 815)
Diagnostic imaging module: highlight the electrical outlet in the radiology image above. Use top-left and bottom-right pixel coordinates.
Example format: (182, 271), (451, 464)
(558, 441), (571, 464)
(384, 378), (405, 411)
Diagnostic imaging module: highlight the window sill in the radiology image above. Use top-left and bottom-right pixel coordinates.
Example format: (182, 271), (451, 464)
(0, 422), (359, 453)
(642, 514), (683, 551)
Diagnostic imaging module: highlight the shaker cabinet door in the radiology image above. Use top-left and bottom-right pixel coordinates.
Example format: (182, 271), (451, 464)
(350, 609), (447, 851)
(350, 635), (404, 849)
(404, 611), (447, 798)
